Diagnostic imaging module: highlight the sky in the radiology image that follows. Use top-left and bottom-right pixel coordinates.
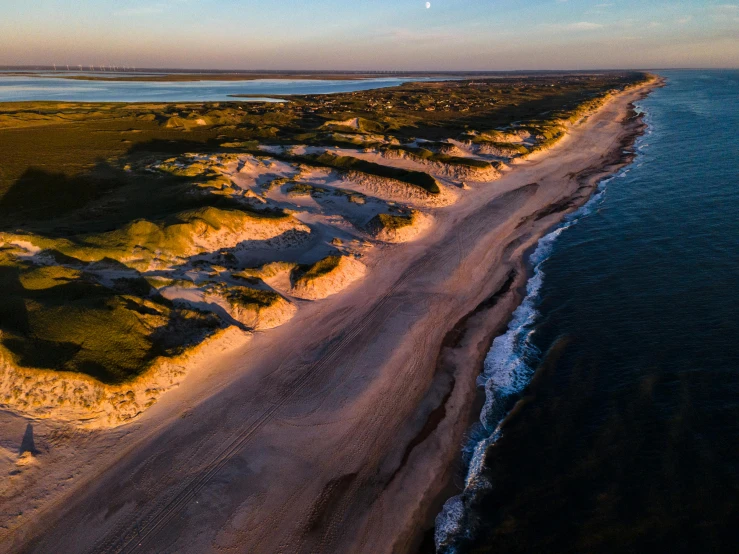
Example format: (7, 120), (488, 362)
(1, 0), (737, 70)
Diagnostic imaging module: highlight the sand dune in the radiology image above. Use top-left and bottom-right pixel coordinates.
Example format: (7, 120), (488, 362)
(289, 255), (367, 300)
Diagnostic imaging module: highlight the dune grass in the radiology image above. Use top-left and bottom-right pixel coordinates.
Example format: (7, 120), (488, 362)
(0, 255), (160, 383)
(305, 152), (440, 194)
(292, 256), (343, 285)
(366, 212), (415, 234)
(468, 138), (530, 156)
(221, 285), (283, 309)
(286, 182), (328, 196)
(0, 250), (226, 384)
(7, 206), (292, 267)
(321, 117), (385, 134)
(385, 145), (494, 169)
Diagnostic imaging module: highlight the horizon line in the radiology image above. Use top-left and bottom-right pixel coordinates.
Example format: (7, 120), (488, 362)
(1, 65), (737, 74)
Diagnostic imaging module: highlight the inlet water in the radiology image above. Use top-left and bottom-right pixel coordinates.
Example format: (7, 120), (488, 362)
(0, 75), (428, 103)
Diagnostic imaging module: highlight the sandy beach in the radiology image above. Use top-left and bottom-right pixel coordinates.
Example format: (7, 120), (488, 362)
(0, 79), (658, 554)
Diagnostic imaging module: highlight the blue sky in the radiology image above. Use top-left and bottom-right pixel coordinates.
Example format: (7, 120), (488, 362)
(1, 0), (737, 69)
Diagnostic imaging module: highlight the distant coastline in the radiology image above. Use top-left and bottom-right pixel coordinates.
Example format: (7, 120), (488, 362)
(0, 67), (628, 81)
(0, 73), (441, 103)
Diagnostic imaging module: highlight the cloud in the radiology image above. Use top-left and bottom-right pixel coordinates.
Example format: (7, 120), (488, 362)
(544, 21), (605, 31)
(571, 21), (604, 30)
(676, 16), (693, 25)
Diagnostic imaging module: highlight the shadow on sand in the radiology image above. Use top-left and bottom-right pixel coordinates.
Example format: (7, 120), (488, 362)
(19, 422), (37, 456)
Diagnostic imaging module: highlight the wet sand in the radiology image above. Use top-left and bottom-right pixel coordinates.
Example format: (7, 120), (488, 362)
(1, 80), (658, 554)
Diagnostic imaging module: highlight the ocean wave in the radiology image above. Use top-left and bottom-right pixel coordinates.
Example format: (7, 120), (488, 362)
(435, 101), (652, 553)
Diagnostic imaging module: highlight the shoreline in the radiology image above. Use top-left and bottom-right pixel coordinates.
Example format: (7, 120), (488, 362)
(415, 87), (658, 553)
(2, 78), (662, 554)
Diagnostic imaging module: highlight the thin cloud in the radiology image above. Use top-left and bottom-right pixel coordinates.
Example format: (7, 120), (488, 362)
(542, 21), (605, 31)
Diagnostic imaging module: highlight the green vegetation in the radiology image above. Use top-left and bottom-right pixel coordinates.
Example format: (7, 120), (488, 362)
(304, 153), (440, 194)
(347, 193), (367, 205)
(365, 212), (415, 234)
(8, 206), (291, 267)
(286, 182), (328, 196)
(0, 252), (221, 384)
(156, 159), (212, 177)
(144, 275), (175, 289)
(385, 145), (494, 169)
(18, 265), (83, 290)
(468, 138), (530, 156)
(292, 256), (342, 285)
(233, 261), (297, 281)
(194, 174), (234, 191)
(261, 176), (290, 193)
(522, 124), (567, 153)
(321, 117), (385, 134)
(207, 283), (282, 309)
(226, 286), (282, 308)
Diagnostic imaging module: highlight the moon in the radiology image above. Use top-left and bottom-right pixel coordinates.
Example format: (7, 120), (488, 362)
(426, 2), (431, 8)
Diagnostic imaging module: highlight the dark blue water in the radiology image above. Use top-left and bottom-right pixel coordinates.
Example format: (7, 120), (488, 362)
(436, 70), (739, 553)
(0, 74), (426, 102)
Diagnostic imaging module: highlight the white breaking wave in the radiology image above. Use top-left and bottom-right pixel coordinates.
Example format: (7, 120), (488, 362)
(435, 100), (653, 554)
(434, 181), (609, 553)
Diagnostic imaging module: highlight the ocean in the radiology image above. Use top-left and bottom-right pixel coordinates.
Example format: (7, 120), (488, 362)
(436, 70), (739, 553)
(0, 74), (428, 103)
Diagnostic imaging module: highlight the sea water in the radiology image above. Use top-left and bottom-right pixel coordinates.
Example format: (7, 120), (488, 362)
(436, 70), (739, 553)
